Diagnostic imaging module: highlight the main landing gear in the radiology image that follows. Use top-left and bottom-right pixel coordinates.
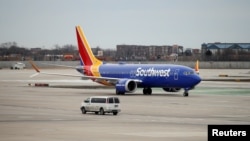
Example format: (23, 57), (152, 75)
(116, 90), (125, 95)
(143, 87), (152, 95)
(183, 88), (189, 97)
(117, 87), (190, 96)
(143, 87), (189, 96)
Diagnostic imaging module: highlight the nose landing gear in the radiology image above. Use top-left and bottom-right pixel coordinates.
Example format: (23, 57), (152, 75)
(183, 91), (189, 97)
(183, 87), (192, 97)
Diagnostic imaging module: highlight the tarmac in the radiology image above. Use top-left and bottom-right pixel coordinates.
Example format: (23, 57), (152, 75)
(0, 68), (250, 141)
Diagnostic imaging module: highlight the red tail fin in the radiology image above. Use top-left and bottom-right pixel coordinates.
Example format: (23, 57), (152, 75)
(75, 26), (102, 66)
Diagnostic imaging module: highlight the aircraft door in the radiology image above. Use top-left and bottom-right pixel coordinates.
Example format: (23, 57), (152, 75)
(174, 69), (179, 80)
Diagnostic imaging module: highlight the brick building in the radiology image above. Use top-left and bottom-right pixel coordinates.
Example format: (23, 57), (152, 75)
(116, 45), (183, 61)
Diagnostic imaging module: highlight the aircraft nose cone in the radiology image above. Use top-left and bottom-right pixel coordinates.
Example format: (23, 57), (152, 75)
(193, 75), (201, 85)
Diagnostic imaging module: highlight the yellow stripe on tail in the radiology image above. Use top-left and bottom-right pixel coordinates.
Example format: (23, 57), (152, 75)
(194, 60), (199, 74)
(75, 26), (102, 66)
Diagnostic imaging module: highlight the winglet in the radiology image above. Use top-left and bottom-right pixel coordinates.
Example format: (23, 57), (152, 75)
(194, 60), (199, 74)
(29, 61), (40, 73)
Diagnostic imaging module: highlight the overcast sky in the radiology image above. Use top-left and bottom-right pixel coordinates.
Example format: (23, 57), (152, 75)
(0, 0), (250, 49)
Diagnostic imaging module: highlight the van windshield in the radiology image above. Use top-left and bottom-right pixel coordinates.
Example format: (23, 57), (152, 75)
(84, 98), (90, 103)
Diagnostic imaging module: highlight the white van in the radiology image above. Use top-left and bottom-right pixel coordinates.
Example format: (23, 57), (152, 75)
(10, 62), (26, 69)
(80, 96), (121, 115)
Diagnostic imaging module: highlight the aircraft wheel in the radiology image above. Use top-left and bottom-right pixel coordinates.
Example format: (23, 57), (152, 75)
(143, 88), (152, 95)
(148, 88), (152, 95)
(143, 88), (147, 95)
(116, 90), (121, 95)
(183, 91), (189, 97)
(116, 90), (125, 95)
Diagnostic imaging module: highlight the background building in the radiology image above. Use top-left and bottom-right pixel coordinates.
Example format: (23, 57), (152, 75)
(116, 45), (183, 61)
(201, 43), (250, 61)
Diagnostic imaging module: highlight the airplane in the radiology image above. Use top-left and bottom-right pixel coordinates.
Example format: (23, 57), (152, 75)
(30, 25), (202, 97)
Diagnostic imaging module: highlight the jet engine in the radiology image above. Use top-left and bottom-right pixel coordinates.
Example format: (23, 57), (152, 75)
(163, 88), (181, 92)
(115, 79), (137, 94)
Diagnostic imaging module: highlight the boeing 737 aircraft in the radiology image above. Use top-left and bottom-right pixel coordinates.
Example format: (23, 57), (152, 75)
(30, 25), (201, 97)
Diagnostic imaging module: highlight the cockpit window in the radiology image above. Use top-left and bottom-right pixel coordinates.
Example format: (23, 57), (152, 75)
(183, 71), (195, 75)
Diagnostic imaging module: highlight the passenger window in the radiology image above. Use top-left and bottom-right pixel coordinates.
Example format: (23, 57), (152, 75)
(108, 98), (114, 103)
(100, 98), (106, 103)
(91, 98), (106, 103)
(183, 71), (195, 75)
(114, 98), (120, 103)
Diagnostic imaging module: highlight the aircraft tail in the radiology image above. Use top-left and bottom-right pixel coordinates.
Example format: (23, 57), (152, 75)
(194, 60), (199, 74)
(76, 26), (102, 66)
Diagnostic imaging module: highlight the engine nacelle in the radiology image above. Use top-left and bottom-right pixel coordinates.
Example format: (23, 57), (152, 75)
(163, 88), (181, 92)
(116, 79), (137, 94)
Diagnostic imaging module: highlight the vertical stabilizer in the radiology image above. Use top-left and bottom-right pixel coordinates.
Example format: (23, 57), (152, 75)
(76, 26), (102, 66)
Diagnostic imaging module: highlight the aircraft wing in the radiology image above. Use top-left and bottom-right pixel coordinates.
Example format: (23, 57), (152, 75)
(40, 62), (78, 69)
(29, 61), (142, 84)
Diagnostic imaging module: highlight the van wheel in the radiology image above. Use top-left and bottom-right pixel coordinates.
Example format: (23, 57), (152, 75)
(81, 107), (86, 114)
(95, 112), (98, 114)
(99, 108), (105, 115)
(113, 112), (118, 115)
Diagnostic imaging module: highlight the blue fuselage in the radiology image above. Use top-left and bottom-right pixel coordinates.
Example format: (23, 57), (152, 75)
(98, 63), (201, 89)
